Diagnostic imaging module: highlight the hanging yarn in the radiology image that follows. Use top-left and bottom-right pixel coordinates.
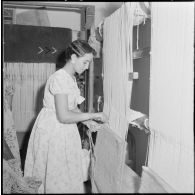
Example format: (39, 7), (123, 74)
(148, 3), (194, 193)
(103, 2), (135, 140)
(3, 62), (56, 132)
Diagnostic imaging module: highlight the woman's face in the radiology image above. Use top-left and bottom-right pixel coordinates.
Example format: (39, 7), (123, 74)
(73, 53), (93, 75)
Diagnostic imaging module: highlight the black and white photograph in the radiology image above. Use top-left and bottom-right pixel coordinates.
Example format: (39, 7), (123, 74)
(2, 1), (194, 193)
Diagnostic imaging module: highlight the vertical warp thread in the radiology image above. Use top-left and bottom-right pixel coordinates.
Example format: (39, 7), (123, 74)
(4, 62), (55, 132)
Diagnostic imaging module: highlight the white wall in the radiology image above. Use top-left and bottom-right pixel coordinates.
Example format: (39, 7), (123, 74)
(46, 10), (80, 30)
(148, 2), (194, 192)
(45, 2), (123, 26)
(65, 2), (123, 26)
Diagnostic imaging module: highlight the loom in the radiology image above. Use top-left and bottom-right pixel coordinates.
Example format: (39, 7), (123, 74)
(89, 2), (194, 193)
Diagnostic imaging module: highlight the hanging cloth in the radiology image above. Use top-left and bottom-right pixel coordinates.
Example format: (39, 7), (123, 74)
(87, 126), (127, 193)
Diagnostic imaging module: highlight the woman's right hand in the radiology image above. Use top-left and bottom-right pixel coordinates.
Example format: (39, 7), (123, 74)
(82, 120), (103, 132)
(92, 112), (108, 123)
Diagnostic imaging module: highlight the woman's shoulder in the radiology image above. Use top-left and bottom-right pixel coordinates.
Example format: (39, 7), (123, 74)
(48, 69), (64, 80)
(52, 69), (69, 78)
(48, 69), (73, 86)
(47, 69), (76, 94)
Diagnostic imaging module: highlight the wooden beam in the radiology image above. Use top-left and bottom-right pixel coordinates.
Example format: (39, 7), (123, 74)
(80, 7), (86, 31)
(85, 6), (95, 30)
(88, 59), (94, 112)
(3, 1), (86, 10)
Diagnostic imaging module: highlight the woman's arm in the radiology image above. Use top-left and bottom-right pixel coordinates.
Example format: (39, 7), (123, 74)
(54, 94), (107, 124)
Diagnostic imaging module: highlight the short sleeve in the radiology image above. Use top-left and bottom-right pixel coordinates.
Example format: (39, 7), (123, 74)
(77, 95), (85, 104)
(49, 73), (72, 95)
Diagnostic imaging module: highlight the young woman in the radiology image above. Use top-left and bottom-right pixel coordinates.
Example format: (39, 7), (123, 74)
(24, 40), (108, 193)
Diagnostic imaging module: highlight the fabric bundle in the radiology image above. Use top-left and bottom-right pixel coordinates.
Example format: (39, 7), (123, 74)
(3, 159), (41, 193)
(90, 126), (127, 193)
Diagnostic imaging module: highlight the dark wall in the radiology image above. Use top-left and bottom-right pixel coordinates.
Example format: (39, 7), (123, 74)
(93, 58), (103, 112)
(131, 19), (151, 116)
(4, 24), (72, 63)
(127, 19), (151, 176)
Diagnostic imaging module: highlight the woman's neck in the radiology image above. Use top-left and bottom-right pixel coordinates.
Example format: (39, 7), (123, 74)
(62, 62), (75, 79)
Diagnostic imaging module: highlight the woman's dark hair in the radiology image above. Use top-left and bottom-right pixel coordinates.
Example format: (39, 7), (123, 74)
(56, 40), (96, 69)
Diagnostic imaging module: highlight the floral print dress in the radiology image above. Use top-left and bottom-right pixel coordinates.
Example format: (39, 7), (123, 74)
(24, 69), (85, 193)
